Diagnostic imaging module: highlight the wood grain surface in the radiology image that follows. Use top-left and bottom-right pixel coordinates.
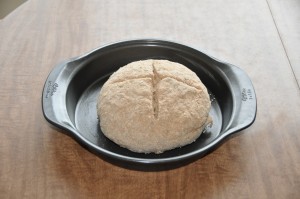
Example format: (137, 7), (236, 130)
(1, 0), (300, 198)
(267, 0), (300, 86)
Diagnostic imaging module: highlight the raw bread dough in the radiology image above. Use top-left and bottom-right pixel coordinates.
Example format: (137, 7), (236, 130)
(97, 59), (211, 153)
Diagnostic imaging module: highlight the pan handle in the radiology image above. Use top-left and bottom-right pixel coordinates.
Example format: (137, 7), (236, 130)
(42, 60), (77, 132)
(220, 62), (257, 134)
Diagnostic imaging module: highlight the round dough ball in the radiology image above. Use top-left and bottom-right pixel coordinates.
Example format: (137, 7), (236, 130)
(97, 59), (211, 154)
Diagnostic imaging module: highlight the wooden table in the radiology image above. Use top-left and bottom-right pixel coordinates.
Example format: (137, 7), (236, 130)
(1, 0), (299, 198)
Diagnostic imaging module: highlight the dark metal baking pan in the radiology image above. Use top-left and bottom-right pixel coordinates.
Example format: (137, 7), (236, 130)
(42, 39), (256, 170)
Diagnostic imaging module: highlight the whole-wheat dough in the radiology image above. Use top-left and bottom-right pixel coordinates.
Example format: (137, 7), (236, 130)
(97, 59), (212, 153)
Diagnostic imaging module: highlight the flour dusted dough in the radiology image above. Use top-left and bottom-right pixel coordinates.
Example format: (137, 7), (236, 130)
(97, 60), (212, 153)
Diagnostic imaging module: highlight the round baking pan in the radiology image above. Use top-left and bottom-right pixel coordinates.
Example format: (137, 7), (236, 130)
(42, 39), (256, 170)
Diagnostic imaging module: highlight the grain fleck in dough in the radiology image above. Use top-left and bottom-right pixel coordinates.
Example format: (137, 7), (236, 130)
(97, 60), (212, 154)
